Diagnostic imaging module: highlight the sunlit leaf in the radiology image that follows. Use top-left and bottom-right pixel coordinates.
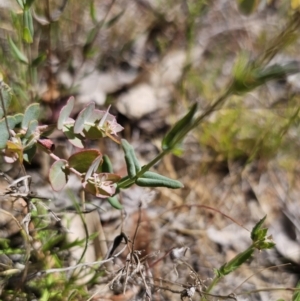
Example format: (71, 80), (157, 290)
(121, 139), (141, 178)
(22, 103), (40, 129)
(25, 120), (38, 138)
(84, 155), (103, 181)
(62, 122), (84, 148)
(57, 96), (75, 130)
(74, 102), (95, 134)
(136, 171), (184, 189)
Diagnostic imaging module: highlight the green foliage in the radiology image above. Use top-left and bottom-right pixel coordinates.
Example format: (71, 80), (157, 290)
(216, 247), (255, 277)
(162, 103), (198, 151)
(237, 0), (260, 15)
(1, 1), (299, 300)
(121, 139), (141, 177)
(293, 281), (300, 301)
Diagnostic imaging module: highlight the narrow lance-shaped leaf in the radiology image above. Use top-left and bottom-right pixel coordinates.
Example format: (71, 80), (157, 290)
(15, 0), (24, 9)
(136, 171), (183, 189)
(102, 155), (113, 173)
(136, 177), (183, 189)
(121, 139), (141, 178)
(162, 103), (198, 150)
(89, 0), (97, 23)
(23, 10), (34, 44)
(292, 280), (300, 301)
(84, 155), (103, 182)
(24, 0), (35, 9)
(104, 10), (125, 28)
(107, 196), (123, 210)
(217, 247), (255, 277)
(8, 37), (28, 64)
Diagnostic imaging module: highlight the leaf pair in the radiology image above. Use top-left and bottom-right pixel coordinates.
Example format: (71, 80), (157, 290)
(49, 149), (121, 200)
(120, 139), (183, 189)
(0, 100), (40, 163)
(58, 97), (123, 148)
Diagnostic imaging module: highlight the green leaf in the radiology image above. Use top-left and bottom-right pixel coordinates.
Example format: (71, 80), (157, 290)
(68, 149), (102, 173)
(0, 119), (10, 149)
(89, 0), (97, 23)
(254, 62), (300, 83)
(63, 123), (84, 148)
(292, 281), (300, 301)
(22, 103), (40, 129)
(15, 0), (24, 9)
(237, 0), (260, 15)
(121, 139), (141, 178)
(136, 177), (183, 189)
(82, 109), (108, 139)
(218, 247), (254, 276)
(25, 119), (38, 138)
(13, 113), (23, 127)
(102, 155), (113, 173)
(74, 102), (95, 134)
(104, 10), (125, 28)
(57, 96), (75, 130)
(107, 196), (123, 210)
(22, 27), (33, 44)
(257, 241), (276, 250)
(24, 0), (35, 9)
(8, 37), (28, 64)
(42, 234), (65, 252)
(31, 53), (46, 67)
(251, 215), (267, 241)
(83, 27), (98, 57)
(141, 171), (183, 188)
(23, 9), (34, 43)
(49, 159), (69, 191)
(162, 103), (197, 150)
(6, 115), (20, 129)
(23, 143), (36, 163)
(84, 155), (103, 181)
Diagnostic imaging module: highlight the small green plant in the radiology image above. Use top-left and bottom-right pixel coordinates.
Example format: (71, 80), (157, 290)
(2, 1), (300, 300)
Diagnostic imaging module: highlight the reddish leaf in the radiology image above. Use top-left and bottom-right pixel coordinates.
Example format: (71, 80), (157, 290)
(68, 149), (102, 173)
